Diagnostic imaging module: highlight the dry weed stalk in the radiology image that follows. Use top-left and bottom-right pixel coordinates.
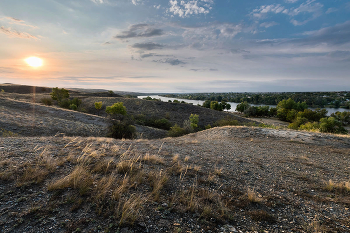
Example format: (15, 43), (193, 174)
(247, 188), (262, 203)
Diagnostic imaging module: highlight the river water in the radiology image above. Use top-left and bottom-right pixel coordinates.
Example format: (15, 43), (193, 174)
(138, 95), (350, 116)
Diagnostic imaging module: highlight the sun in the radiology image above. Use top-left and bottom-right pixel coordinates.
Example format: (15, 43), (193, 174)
(25, 57), (43, 67)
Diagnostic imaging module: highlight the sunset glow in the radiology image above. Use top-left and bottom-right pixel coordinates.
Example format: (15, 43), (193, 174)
(25, 57), (43, 67)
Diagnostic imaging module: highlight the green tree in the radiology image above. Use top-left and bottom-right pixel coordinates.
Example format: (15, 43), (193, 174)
(319, 117), (347, 134)
(50, 87), (69, 103)
(210, 101), (223, 111)
(106, 102), (127, 116)
(95, 101), (103, 116)
(202, 100), (211, 108)
(189, 114), (199, 129)
(236, 102), (250, 113)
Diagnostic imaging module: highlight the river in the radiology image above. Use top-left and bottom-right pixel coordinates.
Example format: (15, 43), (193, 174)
(138, 95), (350, 116)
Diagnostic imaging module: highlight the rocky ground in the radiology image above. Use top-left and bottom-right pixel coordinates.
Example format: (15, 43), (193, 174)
(1, 126), (350, 232)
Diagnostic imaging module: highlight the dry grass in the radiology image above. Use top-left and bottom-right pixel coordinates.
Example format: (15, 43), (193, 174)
(112, 175), (130, 200)
(94, 174), (117, 200)
(247, 188), (262, 203)
(17, 166), (49, 187)
(324, 179), (350, 193)
(117, 160), (135, 174)
(117, 194), (145, 226)
(142, 153), (164, 164)
(48, 166), (94, 195)
(149, 171), (169, 201)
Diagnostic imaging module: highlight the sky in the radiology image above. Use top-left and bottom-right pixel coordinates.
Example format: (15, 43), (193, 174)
(0, 0), (350, 93)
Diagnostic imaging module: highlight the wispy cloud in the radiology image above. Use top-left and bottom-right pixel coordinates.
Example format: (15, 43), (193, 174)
(131, 42), (164, 50)
(285, 0), (298, 3)
(1, 16), (37, 28)
(251, 0), (323, 26)
(115, 24), (164, 39)
(131, 0), (142, 5)
(91, 0), (105, 4)
(168, 0), (214, 18)
(260, 21), (279, 28)
(153, 58), (186, 65)
(0, 26), (38, 39)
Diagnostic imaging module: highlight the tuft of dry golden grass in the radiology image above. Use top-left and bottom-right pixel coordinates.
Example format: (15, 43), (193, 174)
(48, 166), (93, 195)
(324, 179), (350, 193)
(149, 171), (169, 201)
(246, 188), (262, 203)
(142, 153), (164, 165)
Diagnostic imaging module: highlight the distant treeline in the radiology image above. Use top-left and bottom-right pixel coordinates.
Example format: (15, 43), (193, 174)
(162, 92), (350, 109)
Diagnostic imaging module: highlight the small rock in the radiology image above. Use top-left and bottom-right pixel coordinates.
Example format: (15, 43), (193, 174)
(162, 203), (168, 208)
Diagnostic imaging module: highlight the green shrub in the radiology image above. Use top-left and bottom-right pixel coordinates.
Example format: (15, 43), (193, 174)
(215, 117), (239, 127)
(106, 102), (127, 116)
(288, 117), (309, 130)
(41, 97), (52, 106)
(59, 99), (71, 109)
(70, 98), (82, 107)
(205, 124), (212, 129)
(319, 117), (347, 134)
(189, 114), (199, 129)
(51, 87), (69, 103)
(94, 101), (103, 115)
(153, 118), (172, 130)
(69, 104), (78, 111)
(108, 120), (136, 139)
(236, 102), (250, 113)
(297, 108), (327, 122)
(168, 124), (187, 137)
(299, 122), (319, 131)
(331, 111), (350, 126)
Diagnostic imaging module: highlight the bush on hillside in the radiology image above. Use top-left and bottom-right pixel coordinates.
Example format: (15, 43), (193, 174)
(168, 124), (187, 137)
(236, 102), (250, 113)
(108, 119), (136, 139)
(331, 111), (350, 126)
(215, 117), (239, 127)
(51, 87), (69, 103)
(41, 97), (52, 106)
(319, 117), (347, 134)
(106, 102), (127, 117)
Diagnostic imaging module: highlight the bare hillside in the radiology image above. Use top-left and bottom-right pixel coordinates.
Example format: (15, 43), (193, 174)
(1, 127), (350, 232)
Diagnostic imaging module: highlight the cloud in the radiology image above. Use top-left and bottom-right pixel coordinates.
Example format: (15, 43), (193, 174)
(251, 4), (286, 19)
(0, 26), (38, 39)
(153, 58), (186, 65)
(115, 24), (164, 39)
(327, 51), (350, 61)
(1, 16), (37, 28)
(131, 0), (142, 5)
(180, 22), (242, 42)
(299, 20), (350, 45)
(251, 0), (323, 26)
(131, 42), (164, 50)
(168, 0), (214, 18)
(325, 8), (337, 14)
(190, 68), (218, 72)
(91, 0), (105, 4)
(260, 21), (279, 28)
(285, 0), (298, 3)
(140, 53), (173, 58)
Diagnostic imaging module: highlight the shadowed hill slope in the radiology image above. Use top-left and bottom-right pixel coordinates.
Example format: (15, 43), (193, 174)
(81, 97), (253, 128)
